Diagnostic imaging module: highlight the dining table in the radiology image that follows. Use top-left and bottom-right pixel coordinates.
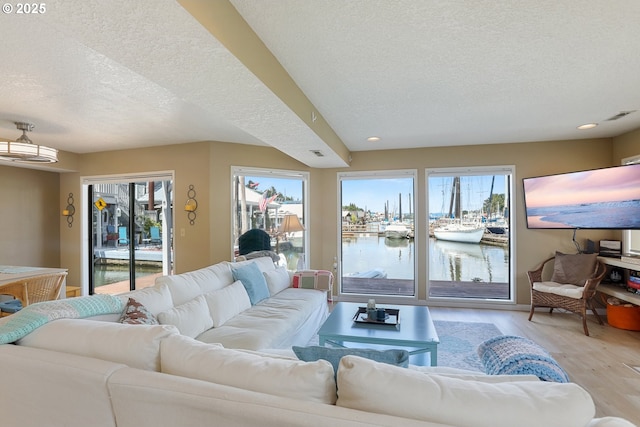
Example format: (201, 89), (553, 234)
(0, 265), (69, 301)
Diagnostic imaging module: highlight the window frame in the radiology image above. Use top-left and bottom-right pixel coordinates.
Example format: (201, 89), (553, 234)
(337, 169), (418, 302)
(230, 166), (310, 266)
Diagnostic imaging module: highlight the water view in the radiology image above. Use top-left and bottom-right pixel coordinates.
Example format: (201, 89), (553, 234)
(94, 263), (161, 288)
(342, 235), (509, 284)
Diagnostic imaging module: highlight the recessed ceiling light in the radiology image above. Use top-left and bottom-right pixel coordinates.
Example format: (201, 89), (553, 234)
(577, 123), (598, 130)
(367, 136), (381, 142)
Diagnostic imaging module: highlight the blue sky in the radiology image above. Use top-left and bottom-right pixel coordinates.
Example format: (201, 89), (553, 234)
(246, 174), (507, 215)
(244, 176), (303, 201)
(342, 178), (413, 213)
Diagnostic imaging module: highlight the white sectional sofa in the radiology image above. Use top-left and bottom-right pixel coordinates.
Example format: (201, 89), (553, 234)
(0, 256), (635, 427)
(96, 255), (329, 350)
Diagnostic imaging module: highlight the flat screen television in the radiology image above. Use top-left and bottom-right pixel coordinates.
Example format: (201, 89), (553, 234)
(523, 163), (640, 229)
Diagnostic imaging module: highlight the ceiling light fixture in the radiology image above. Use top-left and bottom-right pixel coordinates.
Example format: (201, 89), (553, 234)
(0, 122), (58, 163)
(577, 123), (597, 130)
(367, 136), (381, 142)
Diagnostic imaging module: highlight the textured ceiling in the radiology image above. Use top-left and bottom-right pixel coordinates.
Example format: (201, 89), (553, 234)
(1, 0), (639, 169)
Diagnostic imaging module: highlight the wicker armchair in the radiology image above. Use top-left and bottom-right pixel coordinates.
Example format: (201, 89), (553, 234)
(0, 281), (28, 317)
(527, 256), (605, 336)
(0, 272), (67, 316)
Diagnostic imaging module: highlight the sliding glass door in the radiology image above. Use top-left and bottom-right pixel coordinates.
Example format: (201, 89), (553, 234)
(85, 174), (173, 294)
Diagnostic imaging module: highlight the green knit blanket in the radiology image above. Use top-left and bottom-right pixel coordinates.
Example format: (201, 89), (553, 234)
(0, 295), (124, 344)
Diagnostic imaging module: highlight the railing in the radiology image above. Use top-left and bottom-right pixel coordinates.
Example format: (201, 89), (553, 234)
(342, 223), (380, 234)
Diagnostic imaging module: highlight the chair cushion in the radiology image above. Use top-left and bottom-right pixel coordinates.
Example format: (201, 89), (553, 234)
(533, 281), (584, 299)
(477, 335), (570, 382)
(551, 252), (597, 286)
(0, 299), (22, 313)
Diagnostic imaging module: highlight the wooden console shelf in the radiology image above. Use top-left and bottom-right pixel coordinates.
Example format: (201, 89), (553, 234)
(597, 257), (640, 305)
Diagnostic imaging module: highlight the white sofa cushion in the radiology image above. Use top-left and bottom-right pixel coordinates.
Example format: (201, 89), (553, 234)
(204, 280), (251, 327)
(195, 287), (327, 350)
(336, 355), (596, 427)
(118, 283), (173, 316)
(233, 256), (277, 273)
(160, 334), (336, 404)
(155, 262), (234, 306)
(263, 267), (291, 296)
(157, 295), (213, 338)
(0, 344), (124, 427)
(16, 318), (178, 371)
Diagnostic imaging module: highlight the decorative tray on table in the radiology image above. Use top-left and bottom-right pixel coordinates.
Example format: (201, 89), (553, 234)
(352, 307), (400, 326)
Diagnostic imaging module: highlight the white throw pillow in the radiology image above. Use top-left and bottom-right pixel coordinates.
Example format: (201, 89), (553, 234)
(118, 283), (174, 316)
(157, 295), (213, 338)
(336, 355), (595, 427)
(16, 318), (178, 371)
(160, 334), (336, 404)
(203, 280), (251, 327)
(263, 267), (291, 296)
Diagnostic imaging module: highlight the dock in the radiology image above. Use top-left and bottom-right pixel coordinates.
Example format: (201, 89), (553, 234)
(341, 276), (509, 299)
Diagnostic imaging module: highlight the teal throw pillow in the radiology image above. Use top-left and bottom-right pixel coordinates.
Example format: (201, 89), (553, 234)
(292, 346), (409, 374)
(232, 262), (270, 305)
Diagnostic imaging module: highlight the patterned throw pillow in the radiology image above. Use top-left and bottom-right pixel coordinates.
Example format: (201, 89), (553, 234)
(119, 297), (159, 325)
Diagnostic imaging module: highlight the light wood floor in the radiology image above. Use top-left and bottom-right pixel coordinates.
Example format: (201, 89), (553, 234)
(426, 306), (640, 425)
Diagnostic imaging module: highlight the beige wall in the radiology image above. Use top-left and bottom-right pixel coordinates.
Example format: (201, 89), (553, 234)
(1, 134), (631, 305)
(613, 127), (640, 163)
(0, 164), (60, 267)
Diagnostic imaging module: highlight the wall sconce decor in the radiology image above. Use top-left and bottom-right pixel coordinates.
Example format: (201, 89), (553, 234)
(185, 185), (198, 225)
(62, 192), (75, 228)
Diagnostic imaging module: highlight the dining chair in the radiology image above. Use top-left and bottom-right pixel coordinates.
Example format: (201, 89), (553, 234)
(0, 281), (28, 317)
(0, 272), (67, 316)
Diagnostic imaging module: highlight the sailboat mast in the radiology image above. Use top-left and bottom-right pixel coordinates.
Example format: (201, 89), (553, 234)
(488, 175), (495, 220)
(454, 177), (461, 219)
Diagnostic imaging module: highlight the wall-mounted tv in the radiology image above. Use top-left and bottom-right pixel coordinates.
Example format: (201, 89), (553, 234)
(523, 163), (640, 229)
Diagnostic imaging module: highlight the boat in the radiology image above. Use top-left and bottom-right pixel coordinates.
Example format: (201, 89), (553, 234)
(433, 176), (485, 244)
(346, 268), (388, 279)
(433, 222), (485, 243)
(486, 223), (508, 234)
(384, 224), (410, 239)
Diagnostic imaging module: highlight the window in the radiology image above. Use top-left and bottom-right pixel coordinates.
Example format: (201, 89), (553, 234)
(426, 166), (514, 302)
(231, 167), (308, 270)
(338, 170), (417, 298)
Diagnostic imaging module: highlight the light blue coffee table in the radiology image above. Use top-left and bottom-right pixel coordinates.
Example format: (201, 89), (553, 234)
(318, 302), (440, 366)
